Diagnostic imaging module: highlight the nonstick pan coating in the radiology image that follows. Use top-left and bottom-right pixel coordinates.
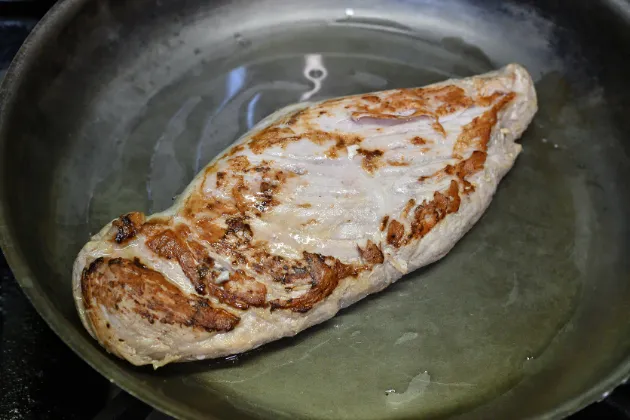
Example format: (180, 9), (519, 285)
(0, 0), (629, 418)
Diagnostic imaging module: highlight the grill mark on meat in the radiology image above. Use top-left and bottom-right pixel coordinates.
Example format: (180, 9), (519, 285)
(223, 270), (267, 307)
(216, 172), (227, 188)
(248, 251), (311, 285)
(349, 85), (471, 121)
(181, 190), (238, 220)
(224, 217), (254, 245)
(286, 108), (308, 126)
(409, 180), (461, 240)
(248, 124), (364, 158)
(246, 103), (369, 157)
(387, 158), (410, 166)
(410, 136), (428, 146)
(446, 150), (487, 180)
(195, 218), (226, 243)
(476, 92), (505, 107)
(81, 257), (239, 334)
(434, 86), (474, 115)
(401, 199), (416, 218)
(112, 212), (145, 244)
(145, 229), (205, 292)
(432, 121), (447, 137)
(249, 127), (301, 154)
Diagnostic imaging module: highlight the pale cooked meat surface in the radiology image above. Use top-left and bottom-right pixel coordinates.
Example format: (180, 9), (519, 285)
(73, 64), (538, 367)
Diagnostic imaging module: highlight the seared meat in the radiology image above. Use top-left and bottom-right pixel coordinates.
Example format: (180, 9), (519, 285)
(73, 64), (537, 367)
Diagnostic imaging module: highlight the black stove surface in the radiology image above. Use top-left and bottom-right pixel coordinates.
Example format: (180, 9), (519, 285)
(0, 2), (629, 419)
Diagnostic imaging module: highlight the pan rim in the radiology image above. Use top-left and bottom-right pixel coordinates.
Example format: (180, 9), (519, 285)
(0, 0), (628, 418)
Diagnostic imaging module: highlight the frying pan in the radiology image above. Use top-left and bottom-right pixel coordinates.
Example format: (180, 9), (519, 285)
(1, 0), (629, 418)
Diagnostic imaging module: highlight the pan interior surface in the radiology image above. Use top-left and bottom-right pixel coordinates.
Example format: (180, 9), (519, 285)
(1, 0), (629, 419)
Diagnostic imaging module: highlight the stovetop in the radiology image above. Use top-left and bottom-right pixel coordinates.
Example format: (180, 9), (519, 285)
(0, 1), (629, 419)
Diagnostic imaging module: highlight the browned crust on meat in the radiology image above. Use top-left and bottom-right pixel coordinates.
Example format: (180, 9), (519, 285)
(249, 127), (300, 154)
(362, 95), (381, 103)
(111, 212), (145, 244)
(387, 220), (405, 248)
(358, 240), (384, 265)
(446, 150), (487, 180)
(409, 180), (461, 240)
(228, 155), (251, 172)
(434, 86), (474, 116)
(270, 252), (358, 313)
(145, 229), (205, 292)
(417, 149), (486, 186)
(81, 257), (239, 333)
(453, 92), (516, 158)
(181, 190), (238, 219)
(357, 148), (384, 174)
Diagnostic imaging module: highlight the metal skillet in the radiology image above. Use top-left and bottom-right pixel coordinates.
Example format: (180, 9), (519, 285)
(0, 0), (629, 418)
